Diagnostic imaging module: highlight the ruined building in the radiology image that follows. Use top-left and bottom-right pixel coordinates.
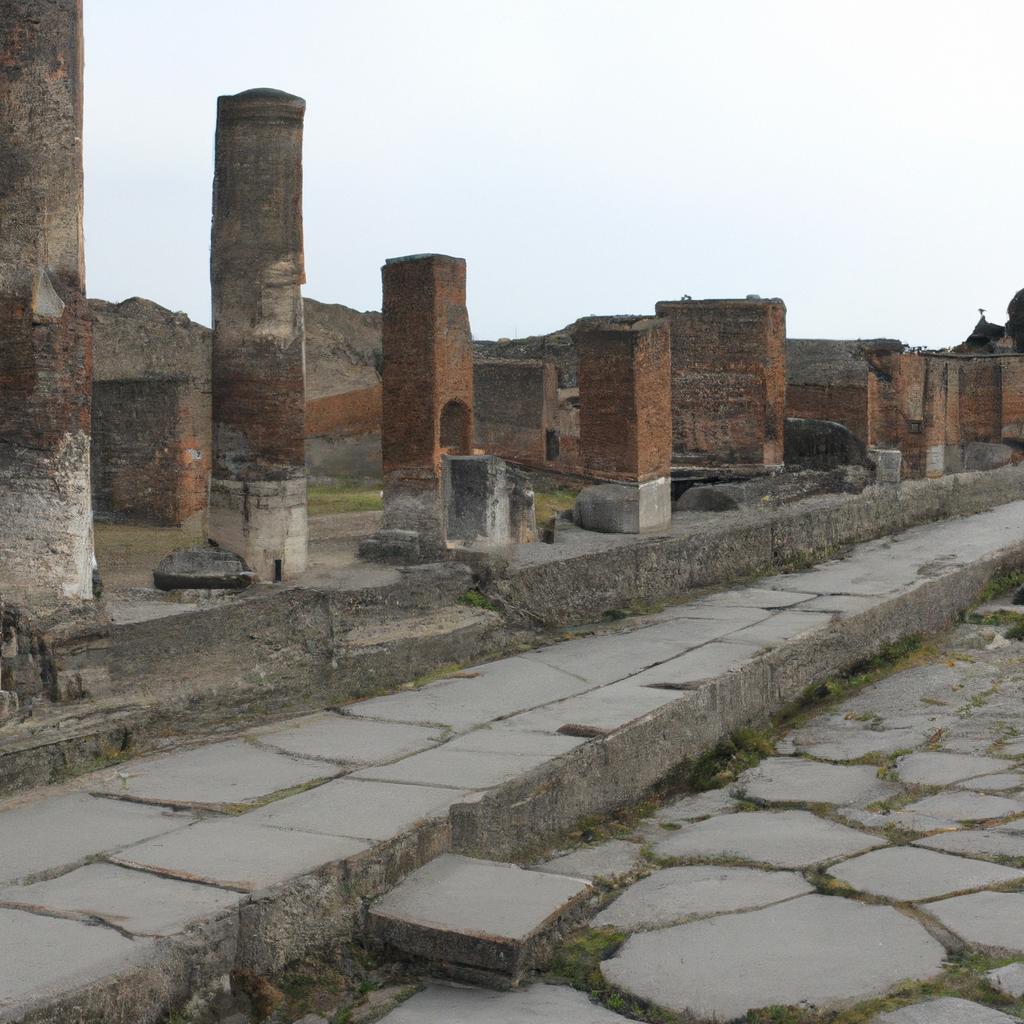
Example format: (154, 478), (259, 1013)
(208, 88), (308, 581)
(0, 0), (94, 601)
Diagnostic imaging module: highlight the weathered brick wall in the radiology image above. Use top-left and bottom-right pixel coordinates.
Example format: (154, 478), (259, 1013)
(92, 379), (206, 526)
(958, 358), (1002, 444)
(577, 317), (672, 482)
(473, 357), (555, 467)
(1000, 356), (1024, 443)
(655, 299), (786, 467)
(786, 383), (870, 441)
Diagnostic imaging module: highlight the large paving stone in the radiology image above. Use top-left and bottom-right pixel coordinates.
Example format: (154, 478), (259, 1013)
(0, 907), (147, 1013)
(736, 757), (895, 807)
(926, 892), (1024, 953)
(725, 609), (833, 648)
(534, 840), (644, 881)
(111, 818), (369, 892)
(896, 752), (1010, 786)
(986, 962), (1024, 999)
(784, 722), (927, 763)
(650, 809), (884, 867)
(377, 982), (625, 1022)
(627, 641), (763, 690)
(698, 587), (818, 609)
(441, 726), (584, 758)
(368, 856), (591, 982)
(958, 773), (1024, 792)
(653, 788), (739, 824)
(344, 657), (594, 731)
(827, 846), (1024, 901)
(875, 998), (1023, 1022)
(650, 602), (773, 626)
(247, 779), (468, 841)
(0, 794), (189, 884)
(903, 792), (1024, 822)
(600, 894), (945, 1020)
(0, 863), (239, 936)
(250, 714), (443, 765)
(841, 807), (961, 834)
(916, 829), (1024, 860)
(592, 864), (812, 931)
(89, 741), (332, 809)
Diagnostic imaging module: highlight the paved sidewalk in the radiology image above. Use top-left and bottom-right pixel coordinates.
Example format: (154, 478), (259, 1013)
(3, 501), (1024, 1022)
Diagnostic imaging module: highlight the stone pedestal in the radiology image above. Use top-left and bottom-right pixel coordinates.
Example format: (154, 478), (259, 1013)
(576, 478), (672, 534)
(444, 456), (536, 547)
(869, 448), (902, 486)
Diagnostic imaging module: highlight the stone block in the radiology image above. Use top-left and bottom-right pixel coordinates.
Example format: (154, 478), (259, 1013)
(575, 478), (671, 534)
(443, 455), (536, 547)
(153, 547), (253, 590)
(870, 447), (902, 486)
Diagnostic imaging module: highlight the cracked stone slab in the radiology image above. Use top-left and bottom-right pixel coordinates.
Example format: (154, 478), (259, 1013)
(0, 794), (189, 885)
(875, 998), (1023, 1022)
(785, 724), (927, 763)
(916, 829), (1024, 861)
(925, 892), (1024, 953)
(440, 726), (585, 758)
(534, 840), (644, 881)
(736, 758), (896, 807)
(592, 865), (813, 931)
(827, 846), (1024, 901)
(249, 714), (444, 765)
(627, 641), (763, 690)
(246, 779), (469, 841)
(725, 609), (834, 648)
(697, 587), (818, 609)
(986, 962), (1024, 999)
(903, 792), (1024, 822)
(958, 774), (1024, 793)
(841, 807), (961, 834)
(368, 855), (591, 980)
(88, 741), (333, 809)
(110, 818), (370, 892)
(653, 788), (739, 824)
(0, 907), (150, 1013)
(601, 894), (945, 1021)
(896, 752), (1010, 786)
(377, 982), (626, 1022)
(650, 809), (885, 867)
(649, 602), (774, 627)
(0, 863), (239, 937)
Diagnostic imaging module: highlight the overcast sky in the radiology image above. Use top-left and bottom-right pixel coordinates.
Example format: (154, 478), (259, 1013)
(83, 1), (1022, 347)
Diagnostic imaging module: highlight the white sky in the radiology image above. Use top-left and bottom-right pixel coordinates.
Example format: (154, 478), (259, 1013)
(83, 1), (1023, 347)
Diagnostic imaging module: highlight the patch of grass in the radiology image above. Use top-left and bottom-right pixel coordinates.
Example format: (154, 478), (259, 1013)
(686, 727), (775, 793)
(457, 589), (497, 612)
(975, 568), (1024, 606)
(1006, 620), (1024, 641)
(308, 479), (383, 516)
(534, 486), (581, 525)
(602, 600), (668, 622)
(49, 738), (133, 785)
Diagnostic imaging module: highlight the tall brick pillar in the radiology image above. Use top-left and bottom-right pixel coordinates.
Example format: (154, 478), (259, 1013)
(377, 254), (473, 559)
(0, 0), (93, 600)
(209, 88), (308, 581)
(655, 298), (786, 471)
(575, 317), (672, 533)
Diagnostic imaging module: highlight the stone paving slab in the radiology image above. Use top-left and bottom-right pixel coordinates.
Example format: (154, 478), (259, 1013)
(601, 894), (946, 1021)
(649, 602), (774, 626)
(441, 726), (584, 758)
(344, 658), (595, 731)
(725, 609), (834, 648)
(626, 641), (763, 690)
(697, 587), (819, 608)
(88, 740), (333, 809)
(925, 892), (1024, 953)
(875, 998), (1023, 1022)
(987, 962), (1024, 999)
(827, 846), (1024, 901)
(649, 809), (885, 867)
(592, 864), (812, 931)
(246, 779), (469, 841)
(0, 907), (148, 1013)
(249, 714), (444, 766)
(958, 773), (1024, 792)
(522, 632), (697, 687)
(533, 840), (644, 881)
(633, 614), (773, 648)
(841, 807), (962, 834)
(377, 982), (626, 1022)
(736, 757), (896, 807)
(903, 792), (1024, 822)
(110, 818), (370, 892)
(783, 724), (928, 763)
(896, 752), (1010, 786)
(0, 794), (190, 884)
(651, 788), (739, 824)
(917, 829), (1024, 860)
(0, 862), (239, 937)
(349, 747), (561, 790)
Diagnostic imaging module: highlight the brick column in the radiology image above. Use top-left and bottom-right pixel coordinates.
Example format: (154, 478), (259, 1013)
(0, 0), (93, 600)
(209, 88), (308, 581)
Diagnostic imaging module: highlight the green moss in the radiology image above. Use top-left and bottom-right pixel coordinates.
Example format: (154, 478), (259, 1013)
(457, 589), (497, 612)
(686, 727), (775, 792)
(975, 569), (1024, 606)
(534, 487), (580, 524)
(1006, 620), (1024, 641)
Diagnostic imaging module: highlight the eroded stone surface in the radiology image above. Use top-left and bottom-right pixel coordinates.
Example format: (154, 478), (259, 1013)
(926, 892), (1024, 953)
(736, 757), (895, 807)
(896, 752), (1010, 786)
(535, 840), (644, 881)
(957, 773), (1024, 793)
(916, 829), (1024, 860)
(903, 792), (1024, 822)
(986, 962), (1024, 999)
(592, 864), (812, 931)
(600, 894), (945, 1021)
(653, 788), (739, 823)
(875, 998), (1023, 1022)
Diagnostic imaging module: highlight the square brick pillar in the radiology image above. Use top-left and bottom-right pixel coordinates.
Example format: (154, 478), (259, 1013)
(575, 316), (672, 533)
(374, 254), (474, 560)
(654, 298), (786, 471)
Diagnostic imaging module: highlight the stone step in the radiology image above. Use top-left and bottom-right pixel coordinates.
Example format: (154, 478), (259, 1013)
(366, 854), (592, 987)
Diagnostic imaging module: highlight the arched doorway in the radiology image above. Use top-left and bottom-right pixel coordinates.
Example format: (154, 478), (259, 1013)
(439, 399), (471, 454)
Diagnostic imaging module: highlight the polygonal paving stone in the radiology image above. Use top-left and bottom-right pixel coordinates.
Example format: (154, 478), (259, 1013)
(592, 865), (812, 931)
(368, 855), (591, 982)
(377, 982), (625, 1022)
(626, 641), (763, 690)
(0, 863), (239, 936)
(986, 962), (1024, 999)
(0, 794), (189, 884)
(698, 587), (818, 609)
(650, 809), (885, 867)
(786, 724), (926, 763)
(110, 818), (370, 892)
(841, 807), (961, 834)
(958, 774), (1024, 793)
(896, 752), (1010, 786)
(600, 894), (945, 1021)
(725, 609), (833, 648)
(925, 892), (1024, 953)
(827, 846), (1024, 901)
(88, 741), (333, 809)
(916, 829), (1024, 861)
(653, 788), (739, 824)
(874, 998), (1023, 1022)
(736, 758), (896, 807)
(903, 792), (1024, 822)
(534, 840), (644, 881)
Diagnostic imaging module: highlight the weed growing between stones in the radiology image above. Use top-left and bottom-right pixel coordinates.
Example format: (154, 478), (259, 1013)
(686, 727), (776, 792)
(456, 589), (497, 612)
(974, 569), (1024, 607)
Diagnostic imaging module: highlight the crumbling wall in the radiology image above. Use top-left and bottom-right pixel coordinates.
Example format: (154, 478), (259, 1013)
(473, 357), (555, 468)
